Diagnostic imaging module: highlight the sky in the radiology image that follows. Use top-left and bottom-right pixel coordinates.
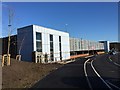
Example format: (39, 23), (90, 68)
(2, 2), (118, 42)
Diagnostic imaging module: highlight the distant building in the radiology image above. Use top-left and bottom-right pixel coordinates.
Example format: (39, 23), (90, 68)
(99, 41), (110, 52)
(70, 38), (104, 51)
(1, 35), (17, 58)
(70, 38), (104, 55)
(17, 25), (70, 62)
(110, 42), (120, 52)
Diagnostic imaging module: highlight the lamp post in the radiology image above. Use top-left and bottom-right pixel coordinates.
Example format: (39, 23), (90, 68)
(81, 38), (83, 54)
(74, 37), (75, 61)
(7, 9), (12, 56)
(3, 4), (14, 65)
(88, 40), (89, 55)
(65, 24), (68, 32)
(72, 37), (75, 61)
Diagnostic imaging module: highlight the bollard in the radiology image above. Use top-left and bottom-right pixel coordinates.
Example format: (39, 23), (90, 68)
(16, 55), (21, 61)
(2, 54), (11, 67)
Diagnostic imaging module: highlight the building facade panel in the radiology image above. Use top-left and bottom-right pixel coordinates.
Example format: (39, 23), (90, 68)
(99, 41), (110, 52)
(53, 35), (60, 61)
(17, 25), (33, 61)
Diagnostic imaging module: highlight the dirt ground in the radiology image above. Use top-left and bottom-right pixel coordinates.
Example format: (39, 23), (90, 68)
(2, 58), (63, 89)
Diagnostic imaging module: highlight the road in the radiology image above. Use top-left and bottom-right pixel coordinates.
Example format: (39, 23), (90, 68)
(32, 53), (120, 89)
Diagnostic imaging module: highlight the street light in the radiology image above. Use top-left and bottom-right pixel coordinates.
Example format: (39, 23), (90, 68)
(88, 40), (89, 55)
(7, 8), (13, 57)
(74, 37), (75, 61)
(2, 4), (14, 65)
(65, 24), (68, 32)
(81, 38), (83, 54)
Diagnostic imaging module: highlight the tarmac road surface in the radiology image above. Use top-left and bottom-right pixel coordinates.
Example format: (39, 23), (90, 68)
(32, 53), (120, 89)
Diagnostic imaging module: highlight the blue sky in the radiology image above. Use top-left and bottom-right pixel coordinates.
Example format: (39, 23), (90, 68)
(2, 2), (118, 42)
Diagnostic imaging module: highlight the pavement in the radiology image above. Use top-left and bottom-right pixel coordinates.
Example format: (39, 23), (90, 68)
(32, 53), (120, 89)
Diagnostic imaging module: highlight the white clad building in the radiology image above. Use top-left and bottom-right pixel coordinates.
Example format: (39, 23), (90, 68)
(17, 25), (70, 62)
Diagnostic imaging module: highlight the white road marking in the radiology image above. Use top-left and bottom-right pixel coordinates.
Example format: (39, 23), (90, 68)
(91, 60), (112, 90)
(109, 57), (112, 62)
(84, 59), (93, 90)
(113, 62), (120, 67)
(109, 57), (120, 67)
(106, 80), (120, 90)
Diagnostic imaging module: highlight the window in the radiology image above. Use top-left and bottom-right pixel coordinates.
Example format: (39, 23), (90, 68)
(60, 52), (62, 60)
(36, 32), (42, 52)
(50, 53), (54, 60)
(36, 32), (42, 40)
(59, 36), (62, 60)
(36, 41), (42, 52)
(50, 49), (53, 51)
(50, 34), (53, 41)
(59, 36), (61, 42)
(50, 34), (54, 61)
(50, 42), (53, 49)
(59, 43), (61, 51)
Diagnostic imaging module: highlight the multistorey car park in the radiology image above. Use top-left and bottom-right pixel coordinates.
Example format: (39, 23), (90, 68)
(70, 38), (105, 55)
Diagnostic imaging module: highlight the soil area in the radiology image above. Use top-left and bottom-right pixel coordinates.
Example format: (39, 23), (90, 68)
(2, 58), (63, 89)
